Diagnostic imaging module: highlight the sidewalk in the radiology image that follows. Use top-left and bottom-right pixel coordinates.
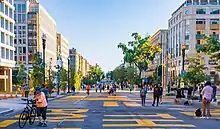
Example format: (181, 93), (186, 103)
(0, 92), (77, 115)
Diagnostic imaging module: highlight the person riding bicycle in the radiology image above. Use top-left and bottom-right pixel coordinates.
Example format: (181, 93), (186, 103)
(35, 87), (48, 127)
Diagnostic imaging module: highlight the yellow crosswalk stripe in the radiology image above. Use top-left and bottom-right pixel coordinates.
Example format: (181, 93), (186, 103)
(0, 120), (18, 128)
(103, 119), (183, 122)
(104, 114), (176, 119)
(104, 102), (119, 107)
(123, 102), (141, 107)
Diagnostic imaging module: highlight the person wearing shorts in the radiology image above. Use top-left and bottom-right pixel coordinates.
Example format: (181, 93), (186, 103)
(35, 87), (48, 127)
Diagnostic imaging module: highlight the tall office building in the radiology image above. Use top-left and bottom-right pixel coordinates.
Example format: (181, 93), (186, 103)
(57, 33), (69, 70)
(150, 29), (168, 87)
(0, 0), (15, 92)
(168, 0), (220, 84)
(69, 48), (91, 77)
(14, 0), (57, 84)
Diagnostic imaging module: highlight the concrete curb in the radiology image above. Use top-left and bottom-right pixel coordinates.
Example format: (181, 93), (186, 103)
(0, 108), (14, 115)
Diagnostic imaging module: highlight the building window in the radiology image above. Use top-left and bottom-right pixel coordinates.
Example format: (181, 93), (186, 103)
(15, 47), (17, 55)
(18, 47), (22, 55)
(1, 17), (4, 28)
(9, 8), (12, 18)
(14, 14), (16, 21)
(23, 47), (26, 54)
(185, 10), (190, 15)
(22, 14), (26, 23)
(196, 9), (206, 14)
(1, 47), (5, 58)
(23, 39), (26, 44)
(10, 23), (13, 32)
(10, 50), (13, 60)
(5, 35), (9, 45)
(18, 4), (21, 12)
(23, 26), (25, 30)
(185, 35), (190, 40)
(0, 3), (4, 13)
(14, 39), (17, 44)
(22, 4), (26, 12)
(15, 56), (17, 61)
(5, 6), (8, 16)
(6, 49), (9, 59)
(10, 36), (13, 46)
(196, 19), (206, 24)
(18, 14), (21, 23)
(5, 20), (8, 30)
(1, 32), (4, 44)
(210, 9), (220, 14)
(210, 19), (219, 24)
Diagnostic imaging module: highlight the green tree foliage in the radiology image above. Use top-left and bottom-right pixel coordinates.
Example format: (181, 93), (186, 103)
(60, 67), (67, 92)
(112, 64), (138, 85)
(106, 71), (113, 80)
(182, 57), (209, 87)
(69, 68), (83, 91)
(88, 65), (104, 83)
(118, 33), (161, 78)
(112, 65), (126, 84)
(16, 64), (27, 86)
(29, 52), (44, 87)
(12, 70), (18, 86)
(197, 35), (220, 70)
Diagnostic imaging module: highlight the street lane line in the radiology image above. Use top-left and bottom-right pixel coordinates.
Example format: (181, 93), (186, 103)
(104, 102), (119, 107)
(153, 124), (196, 127)
(0, 120), (17, 127)
(103, 119), (183, 122)
(104, 114), (175, 119)
(123, 102), (141, 107)
(35, 119), (84, 122)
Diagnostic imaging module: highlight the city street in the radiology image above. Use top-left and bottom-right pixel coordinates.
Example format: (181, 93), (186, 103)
(0, 91), (220, 129)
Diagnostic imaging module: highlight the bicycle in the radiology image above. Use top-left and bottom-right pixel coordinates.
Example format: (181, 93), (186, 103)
(18, 99), (37, 128)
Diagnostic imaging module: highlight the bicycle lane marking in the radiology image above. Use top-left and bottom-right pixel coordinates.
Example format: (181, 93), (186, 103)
(0, 120), (17, 128)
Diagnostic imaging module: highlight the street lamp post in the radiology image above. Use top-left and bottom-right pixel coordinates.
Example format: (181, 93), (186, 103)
(67, 56), (70, 93)
(182, 45), (186, 73)
(42, 33), (46, 84)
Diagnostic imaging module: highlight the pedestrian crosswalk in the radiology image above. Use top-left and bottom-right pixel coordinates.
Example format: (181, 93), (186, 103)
(102, 113), (196, 128)
(181, 109), (220, 119)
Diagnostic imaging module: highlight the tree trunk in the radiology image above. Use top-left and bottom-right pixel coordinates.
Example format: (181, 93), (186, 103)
(192, 83), (197, 97)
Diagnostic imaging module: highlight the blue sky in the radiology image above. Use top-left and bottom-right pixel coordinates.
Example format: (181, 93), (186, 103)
(39, 0), (185, 72)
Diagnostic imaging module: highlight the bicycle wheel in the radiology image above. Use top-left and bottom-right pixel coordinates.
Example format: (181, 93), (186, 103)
(19, 111), (28, 128)
(29, 107), (36, 125)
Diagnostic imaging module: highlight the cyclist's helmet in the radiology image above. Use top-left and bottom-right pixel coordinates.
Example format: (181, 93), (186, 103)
(35, 87), (41, 93)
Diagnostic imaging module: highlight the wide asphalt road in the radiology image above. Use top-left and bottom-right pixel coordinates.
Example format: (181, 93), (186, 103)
(0, 91), (220, 129)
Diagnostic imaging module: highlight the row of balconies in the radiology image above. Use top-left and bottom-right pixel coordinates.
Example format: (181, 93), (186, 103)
(196, 24), (219, 30)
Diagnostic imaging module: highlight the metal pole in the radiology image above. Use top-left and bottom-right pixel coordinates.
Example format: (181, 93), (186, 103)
(67, 58), (70, 93)
(43, 40), (46, 84)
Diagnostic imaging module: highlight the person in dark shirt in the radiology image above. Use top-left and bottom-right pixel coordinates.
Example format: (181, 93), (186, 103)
(211, 83), (217, 102)
(41, 84), (49, 102)
(152, 84), (160, 107)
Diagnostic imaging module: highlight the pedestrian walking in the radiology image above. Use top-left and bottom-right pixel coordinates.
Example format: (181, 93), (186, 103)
(35, 87), (48, 127)
(99, 84), (102, 93)
(86, 85), (91, 96)
(201, 81), (213, 118)
(152, 84), (160, 107)
(140, 86), (147, 106)
(129, 84), (133, 94)
(211, 83), (217, 102)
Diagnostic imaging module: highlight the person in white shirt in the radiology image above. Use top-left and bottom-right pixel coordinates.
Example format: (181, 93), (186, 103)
(201, 81), (213, 118)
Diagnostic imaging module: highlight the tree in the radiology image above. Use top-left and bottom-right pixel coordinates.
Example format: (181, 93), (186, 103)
(182, 57), (209, 95)
(112, 65), (126, 84)
(125, 65), (138, 84)
(88, 65), (104, 83)
(197, 35), (220, 71)
(60, 67), (67, 92)
(106, 71), (113, 80)
(118, 33), (161, 78)
(16, 64), (27, 86)
(29, 52), (44, 87)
